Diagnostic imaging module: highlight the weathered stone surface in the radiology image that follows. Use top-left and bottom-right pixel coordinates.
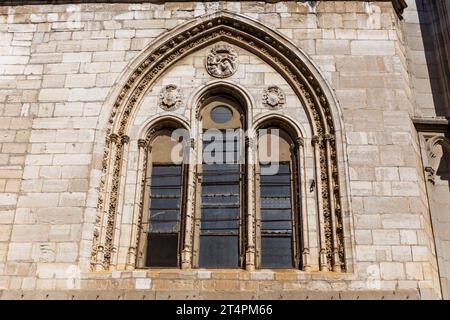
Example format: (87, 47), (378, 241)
(0, 0), (446, 300)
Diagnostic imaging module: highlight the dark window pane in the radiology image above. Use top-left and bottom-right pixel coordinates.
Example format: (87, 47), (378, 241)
(199, 129), (242, 268)
(201, 219), (240, 231)
(153, 165), (182, 175)
(146, 233), (178, 267)
(210, 106), (233, 124)
(149, 209), (179, 221)
(199, 235), (239, 268)
(151, 188), (181, 196)
(261, 220), (292, 231)
(261, 237), (293, 268)
(201, 208), (239, 218)
(146, 164), (183, 268)
(260, 163), (290, 174)
(149, 221), (179, 233)
(260, 161), (295, 268)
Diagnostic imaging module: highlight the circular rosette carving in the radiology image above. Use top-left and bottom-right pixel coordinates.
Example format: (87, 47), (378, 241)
(206, 44), (238, 78)
(262, 86), (286, 109)
(158, 84), (183, 111)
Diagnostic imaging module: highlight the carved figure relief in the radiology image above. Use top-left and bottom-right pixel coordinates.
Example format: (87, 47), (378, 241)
(158, 84), (183, 110)
(206, 44), (238, 78)
(262, 86), (286, 109)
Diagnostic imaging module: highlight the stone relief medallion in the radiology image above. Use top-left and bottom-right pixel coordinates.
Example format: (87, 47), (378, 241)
(158, 84), (183, 110)
(206, 44), (238, 78)
(262, 86), (286, 109)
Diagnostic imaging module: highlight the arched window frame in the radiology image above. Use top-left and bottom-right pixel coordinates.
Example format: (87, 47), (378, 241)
(136, 121), (190, 269)
(90, 11), (353, 272)
(192, 95), (248, 269)
(253, 117), (310, 271)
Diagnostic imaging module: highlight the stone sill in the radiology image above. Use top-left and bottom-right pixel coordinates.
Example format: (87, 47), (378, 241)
(0, 289), (420, 300)
(85, 269), (358, 281)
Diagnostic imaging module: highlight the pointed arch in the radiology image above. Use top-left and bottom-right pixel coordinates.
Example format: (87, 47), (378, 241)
(92, 10), (350, 272)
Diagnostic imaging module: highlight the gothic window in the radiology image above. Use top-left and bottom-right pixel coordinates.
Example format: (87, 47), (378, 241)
(257, 127), (301, 269)
(195, 97), (246, 268)
(138, 129), (188, 268)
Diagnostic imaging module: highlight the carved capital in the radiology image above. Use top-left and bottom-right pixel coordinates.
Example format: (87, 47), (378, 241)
(121, 135), (130, 145)
(324, 133), (335, 142)
(245, 136), (256, 150)
(311, 135), (322, 146)
(108, 133), (119, 144)
(137, 139), (147, 149)
(425, 135), (450, 185)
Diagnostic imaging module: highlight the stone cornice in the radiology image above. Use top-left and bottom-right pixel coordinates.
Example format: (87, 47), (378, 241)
(413, 117), (450, 133)
(0, 1), (407, 19)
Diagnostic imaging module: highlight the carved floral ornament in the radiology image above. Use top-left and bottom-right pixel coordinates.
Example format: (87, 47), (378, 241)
(158, 84), (183, 110)
(206, 44), (239, 78)
(262, 86), (285, 109)
(93, 12), (347, 273)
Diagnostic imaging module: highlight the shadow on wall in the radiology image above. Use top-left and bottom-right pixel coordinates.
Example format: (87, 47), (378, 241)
(415, 0), (450, 117)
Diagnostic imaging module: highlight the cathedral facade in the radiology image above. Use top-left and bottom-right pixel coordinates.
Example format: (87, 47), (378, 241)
(0, 0), (449, 300)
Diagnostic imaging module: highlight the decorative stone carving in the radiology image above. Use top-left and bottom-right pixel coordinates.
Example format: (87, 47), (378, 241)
(262, 86), (285, 109)
(425, 136), (450, 185)
(206, 44), (238, 78)
(95, 12), (347, 272)
(158, 84), (183, 110)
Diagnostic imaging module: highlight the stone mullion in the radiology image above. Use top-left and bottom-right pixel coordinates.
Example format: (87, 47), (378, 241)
(182, 138), (197, 269)
(297, 137), (311, 271)
(191, 121), (204, 267)
(94, 133), (119, 271)
(136, 146), (152, 268)
(254, 144), (262, 268)
(312, 135), (328, 272)
(126, 139), (147, 270)
(245, 136), (256, 271)
(110, 135), (130, 270)
(325, 134), (341, 272)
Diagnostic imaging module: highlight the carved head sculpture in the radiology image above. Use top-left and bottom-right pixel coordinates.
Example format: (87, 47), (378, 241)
(206, 44), (239, 78)
(158, 84), (183, 111)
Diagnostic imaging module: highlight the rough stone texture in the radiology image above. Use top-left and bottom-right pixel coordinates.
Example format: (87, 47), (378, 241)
(0, 1), (447, 300)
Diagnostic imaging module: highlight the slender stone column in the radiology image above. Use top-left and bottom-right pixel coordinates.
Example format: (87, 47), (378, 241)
(94, 133), (119, 271)
(312, 135), (329, 271)
(297, 137), (311, 271)
(182, 138), (197, 269)
(126, 139), (147, 270)
(110, 135), (130, 270)
(325, 133), (341, 272)
(245, 136), (256, 271)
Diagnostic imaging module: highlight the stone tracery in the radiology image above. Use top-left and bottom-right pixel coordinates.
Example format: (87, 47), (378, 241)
(92, 11), (349, 272)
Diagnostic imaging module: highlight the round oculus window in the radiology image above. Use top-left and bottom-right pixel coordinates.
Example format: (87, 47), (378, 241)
(210, 106), (233, 124)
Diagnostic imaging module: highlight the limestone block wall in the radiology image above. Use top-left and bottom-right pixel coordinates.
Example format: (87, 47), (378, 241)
(402, 0), (450, 118)
(0, 1), (443, 299)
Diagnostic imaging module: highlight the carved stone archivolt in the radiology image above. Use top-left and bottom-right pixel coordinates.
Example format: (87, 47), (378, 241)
(158, 84), (183, 111)
(93, 11), (347, 272)
(206, 44), (238, 78)
(262, 86), (285, 109)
